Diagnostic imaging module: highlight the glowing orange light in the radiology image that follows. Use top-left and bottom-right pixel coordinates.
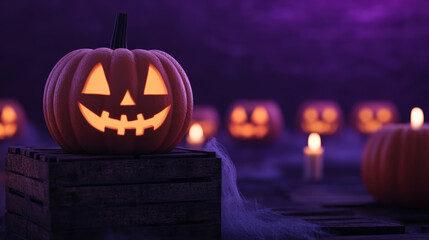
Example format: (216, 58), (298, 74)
(0, 125), (4, 140)
(322, 108), (337, 123)
(78, 102), (170, 136)
(251, 105), (269, 124)
(4, 124), (17, 136)
(187, 123), (205, 144)
(303, 108), (318, 122)
(376, 108), (392, 122)
(120, 90), (136, 106)
(411, 107), (424, 130)
(300, 103), (341, 135)
(1, 106), (17, 123)
(359, 108), (373, 122)
(231, 106), (247, 123)
(144, 64), (168, 95)
(308, 133), (321, 152)
(82, 63), (111, 95)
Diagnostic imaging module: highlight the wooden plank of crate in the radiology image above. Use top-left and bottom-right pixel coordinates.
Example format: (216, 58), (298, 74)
(321, 233), (429, 240)
(52, 222), (221, 240)
(7, 146), (22, 154)
(6, 154), (49, 181)
(27, 220), (50, 240)
(20, 146), (219, 162)
(8, 212), (220, 240)
(52, 201), (221, 230)
(0, 215), (6, 240)
(10, 147), (217, 162)
(6, 191), (50, 230)
(8, 191), (220, 232)
(50, 181), (221, 207)
(19, 148), (40, 160)
(5, 149), (221, 184)
(6, 178), (221, 231)
(6, 172), (48, 203)
(6, 212), (28, 240)
(49, 158), (221, 185)
(6, 172), (47, 203)
(42, 154), (133, 162)
(308, 217), (405, 235)
(25, 146), (217, 157)
(50, 152), (217, 162)
(37, 149), (216, 162)
(100, 222), (221, 240)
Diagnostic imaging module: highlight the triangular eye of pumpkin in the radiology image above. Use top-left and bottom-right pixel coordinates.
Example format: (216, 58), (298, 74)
(82, 63), (111, 95)
(144, 64), (167, 95)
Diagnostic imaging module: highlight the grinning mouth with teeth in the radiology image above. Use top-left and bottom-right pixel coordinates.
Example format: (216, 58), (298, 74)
(78, 102), (171, 136)
(229, 123), (269, 139)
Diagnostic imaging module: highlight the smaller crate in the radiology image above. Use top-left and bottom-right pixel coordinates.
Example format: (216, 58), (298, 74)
(6, 147), (221, 240)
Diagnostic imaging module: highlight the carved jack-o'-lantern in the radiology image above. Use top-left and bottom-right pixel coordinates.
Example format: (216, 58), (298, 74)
(187, 105), (220, 144)
(43, 14), (193, 154)
(350, 101), (399, 134)
(0, 100), (26, 140)
(227, 100), (283, 142)
(297, 101), (343, 135)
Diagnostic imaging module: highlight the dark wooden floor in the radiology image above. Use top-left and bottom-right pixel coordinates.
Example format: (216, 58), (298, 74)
(237, 164), (429, 240)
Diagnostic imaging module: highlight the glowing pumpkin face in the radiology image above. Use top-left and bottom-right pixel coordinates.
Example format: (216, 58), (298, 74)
(187, 105), (220, 141)
(0, 100), (26, 140)
(43, 14), (192, 154)
(298, 101), (343, 135)
(351, 101), (399, 134)
(227, 100), (283, 142)
(78, 63), (171, 136)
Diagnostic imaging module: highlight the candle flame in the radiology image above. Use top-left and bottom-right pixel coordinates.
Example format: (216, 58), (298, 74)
(411, 107), (424, 130)
(188, 123), (204, 144)
(308, 133), (321, 151)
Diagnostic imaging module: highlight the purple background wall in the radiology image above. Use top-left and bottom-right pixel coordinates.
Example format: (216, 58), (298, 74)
(1, 0), (429, 131)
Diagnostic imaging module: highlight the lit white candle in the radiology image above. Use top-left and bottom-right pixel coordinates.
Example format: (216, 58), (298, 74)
(303, 133), (324, 181)
(186, 123), (205, 149)
(411, 107), (424, 130)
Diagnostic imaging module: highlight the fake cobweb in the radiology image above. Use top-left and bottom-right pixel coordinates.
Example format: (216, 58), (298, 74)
(204, 139), (323, 240)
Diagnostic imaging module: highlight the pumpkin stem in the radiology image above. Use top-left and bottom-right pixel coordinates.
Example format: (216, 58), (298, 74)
(110, 13), (128, 49)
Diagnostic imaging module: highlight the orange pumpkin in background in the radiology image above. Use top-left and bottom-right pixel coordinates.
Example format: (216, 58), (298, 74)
(0, 100), (26, 140)
(362, 108), (428, 207)
(226, 100), (283, 142)
(297, 100), (343, 135)
(350, 101), (399, 134)
(188, 105), (220, 142)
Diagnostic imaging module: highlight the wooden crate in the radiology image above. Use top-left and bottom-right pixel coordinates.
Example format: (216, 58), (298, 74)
(5, 147), (221, 240)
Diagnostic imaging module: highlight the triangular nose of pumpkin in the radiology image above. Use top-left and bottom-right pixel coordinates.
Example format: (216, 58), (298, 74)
(120, 90), (136, 106)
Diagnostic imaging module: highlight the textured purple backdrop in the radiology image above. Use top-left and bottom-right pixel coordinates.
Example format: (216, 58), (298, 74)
(1, 0), (429, 132)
